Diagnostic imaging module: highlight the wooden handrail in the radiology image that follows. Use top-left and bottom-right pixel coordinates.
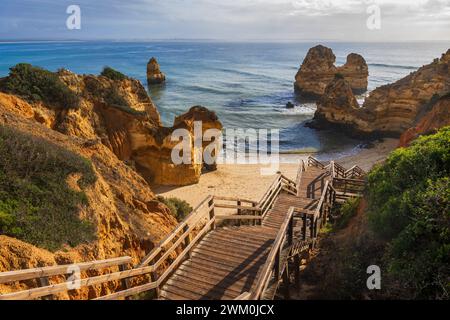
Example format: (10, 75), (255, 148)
(0, 264), (153, 300)
(250, 207), (294, 300)
(139, 195), (213, 267)
(0, 257), (132, 284)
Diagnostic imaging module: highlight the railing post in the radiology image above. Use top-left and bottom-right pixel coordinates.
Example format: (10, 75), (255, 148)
(183, 225), (192, 258)
(288, 215), (294, 246)
(38, 276), (53, 300)
(237, 200), (242, 226)
(309, 216), (315, 239)
(302, 213), (307, 241)
(274, 248), (281, 281)
(294, 255), (300, 289)
(208, 197), (216, 230)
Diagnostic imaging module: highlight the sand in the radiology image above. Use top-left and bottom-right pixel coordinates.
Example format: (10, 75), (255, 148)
(153, 138), (399, 208)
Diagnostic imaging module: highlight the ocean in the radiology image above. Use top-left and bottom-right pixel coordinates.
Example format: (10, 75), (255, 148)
(0, 41), (448, 159)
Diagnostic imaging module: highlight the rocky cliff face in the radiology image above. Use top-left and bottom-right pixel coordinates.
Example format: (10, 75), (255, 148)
(399, 95), (450, 147)
(294, 45), (368, 99)
(147, 57), (166, 85)
(313, 76), (362, 127)
(0, 97), (177, 298)
(4, 68), (222, 186)
(311, 49), (450, 137)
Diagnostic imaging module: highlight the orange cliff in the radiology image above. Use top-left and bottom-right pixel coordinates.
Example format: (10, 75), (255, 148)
(310, 49), (450, 137)
(0, 66), (221, 298)
(294, 45), (368, 99)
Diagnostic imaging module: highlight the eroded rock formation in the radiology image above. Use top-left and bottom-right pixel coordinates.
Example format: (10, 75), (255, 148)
(10, 69), (222, 186)
(147, 57), (166, 85)
(314, 76), (361, 127)
(311, 49), (450, 137)
(0, 98), (177, 298)
(294, 45), (368, 99)
(399, 95), (450, 147)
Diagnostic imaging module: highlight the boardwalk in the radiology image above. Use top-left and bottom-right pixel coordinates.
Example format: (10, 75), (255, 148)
(0, 158), (365, 300)
(159, 164), (330, 300)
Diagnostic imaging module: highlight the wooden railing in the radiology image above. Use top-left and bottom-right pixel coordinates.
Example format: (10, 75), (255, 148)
(250, 207), (295, 300)
(0, 257), (134, 300)
(307, 156), (326, 169)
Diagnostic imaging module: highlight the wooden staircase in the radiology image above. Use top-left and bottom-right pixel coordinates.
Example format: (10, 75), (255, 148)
(0, 157), (366, 300)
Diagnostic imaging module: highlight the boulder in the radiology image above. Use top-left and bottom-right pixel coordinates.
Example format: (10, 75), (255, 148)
(294, 45), (368, 99)
(286, 102), (295, 109)
(147, 57), (166, 85)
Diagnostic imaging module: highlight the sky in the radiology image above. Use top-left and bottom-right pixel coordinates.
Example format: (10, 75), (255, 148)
(1, 0), (450, 41)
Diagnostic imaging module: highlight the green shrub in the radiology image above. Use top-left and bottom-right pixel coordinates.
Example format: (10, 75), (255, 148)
(2, 63), (80, 109)
(367, 126), (450, 299)
(101, 66), (128, 81)
(0, 126), (97, 251)
(335, 198), (360, 230)
(157, 196), (193, 222)
(334, 73), (345, 80)
(104, 85), (129, 107)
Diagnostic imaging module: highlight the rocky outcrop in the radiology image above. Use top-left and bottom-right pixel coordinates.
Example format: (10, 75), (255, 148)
(311, 49), (450, 137)
(147, 57), (166, 85)
(0, 99), (177, 298)
(294, 45), (368, 99)
(313, 76), (362, 127)
(8, 69), (222, 186)
(399, 95), (450, 147)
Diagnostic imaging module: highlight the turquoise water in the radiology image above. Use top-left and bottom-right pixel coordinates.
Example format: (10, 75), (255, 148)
(0, 41), (448, 158)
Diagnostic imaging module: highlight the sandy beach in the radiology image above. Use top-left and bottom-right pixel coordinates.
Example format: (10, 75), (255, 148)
(153, 138), (399, 208)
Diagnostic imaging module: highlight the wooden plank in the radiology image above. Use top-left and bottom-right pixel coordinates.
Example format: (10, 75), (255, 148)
(139, 195), (213, 267)
(216, 215), (262, 221)
(94, 281), (158, 300)
(0, 265), (155, 300)
(213, 196), (257, 205)
(0, 256), (132, 284)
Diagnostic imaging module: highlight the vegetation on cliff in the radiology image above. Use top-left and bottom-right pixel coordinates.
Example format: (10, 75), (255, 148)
(1, 63), (80, 109)
(0, 126), (96, 251)
(367, 126), (450, 299)
(300, 127), (449, 300)
(157, 196), (193, 222)
(100, 66), (128, 81)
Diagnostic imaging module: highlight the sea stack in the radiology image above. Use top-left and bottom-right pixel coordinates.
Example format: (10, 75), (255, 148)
(294, 45), (368, 99)
(313, 75), (361, 128)
(147, 57), (166, 85)
(310, 49), (450, 137)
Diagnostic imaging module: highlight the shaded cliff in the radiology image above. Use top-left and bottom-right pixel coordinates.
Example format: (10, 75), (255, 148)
(294, 45), (368, 99)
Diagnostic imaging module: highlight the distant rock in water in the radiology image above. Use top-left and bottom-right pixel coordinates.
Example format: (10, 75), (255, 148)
(286, 102), (295, 109)
(310, 49), (450, 137)
(294, 45), (368, 99)
(312, 76), (361, 129)
(147, 57), (166, 85)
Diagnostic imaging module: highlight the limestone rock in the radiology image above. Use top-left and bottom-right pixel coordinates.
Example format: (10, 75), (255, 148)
(294, 45), (368, 99)
(311, 49), (450, 137)
(399, 95), (450, 147)
(147, 57), (166, 85)
(0, 103), (177, 299)
(313, 76), (361, 128)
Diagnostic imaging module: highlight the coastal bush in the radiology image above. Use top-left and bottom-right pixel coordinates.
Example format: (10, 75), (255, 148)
(101, 66), (128, 81)
(2, 63), (80, 109)
(157, 196), (193, 222)
(335, 198), (360, 230)
(0, 126), (97, 251)
(367, 126), (450, 299)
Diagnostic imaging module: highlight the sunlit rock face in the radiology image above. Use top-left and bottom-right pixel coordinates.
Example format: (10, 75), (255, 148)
(310, 49), (450, 137)
(399, 95), (450, 147)
(147, 57), (166, 85)
(294, 45), (368, 99)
